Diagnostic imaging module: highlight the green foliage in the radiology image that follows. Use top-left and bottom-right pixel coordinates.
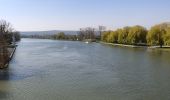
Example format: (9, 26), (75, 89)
(101, 31), (110, 42)
(127, 26), (147, 45)
(102, 25), (148, 45)
(107, 31), (118, 43)
(122, 27), (131, 44)
(55, 32), (66, 40)
(117, 29), (124, 44)
(147, 24), (166, 47)
(164, 28), (170, 45)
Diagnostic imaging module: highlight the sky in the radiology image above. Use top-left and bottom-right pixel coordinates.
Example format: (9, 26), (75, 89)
(0, 0), (170, 31)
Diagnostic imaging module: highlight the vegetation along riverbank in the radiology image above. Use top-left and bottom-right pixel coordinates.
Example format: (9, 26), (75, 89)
(22, 23), (170, 49)
(0, 20), (21, 69)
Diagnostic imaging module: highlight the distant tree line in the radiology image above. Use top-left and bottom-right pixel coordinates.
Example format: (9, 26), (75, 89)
(22, 27), (103, 41)
(77, 27), (96, 41)
(22, 32), (78, 41)
(101, 23), (170, 47)
(0, 20), (21, 68)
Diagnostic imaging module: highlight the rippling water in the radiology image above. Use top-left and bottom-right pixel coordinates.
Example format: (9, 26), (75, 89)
(0, 38), (170, 100)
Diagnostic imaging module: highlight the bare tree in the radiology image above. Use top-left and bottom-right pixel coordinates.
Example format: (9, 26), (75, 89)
(99, 26), (106, 35)
(0, 20), (13, 34)
(0, 20), (14, 44)
(78, 27), (96, 41)
(0, 20), (17, 68)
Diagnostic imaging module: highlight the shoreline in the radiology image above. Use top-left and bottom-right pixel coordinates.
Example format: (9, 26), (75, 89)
(0, 45), (17, 69)
(22, 38), (170, 49)
(100, 42), (170, 49)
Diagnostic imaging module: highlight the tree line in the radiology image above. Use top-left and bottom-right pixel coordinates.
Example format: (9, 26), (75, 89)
(22, 23), (170, 47)
(22, 32), (78, 41)
(0, 20), (21, 68)
(101, 23), (170, 47)
(0, 20), (21, 44)
(22, 26), (106, 41)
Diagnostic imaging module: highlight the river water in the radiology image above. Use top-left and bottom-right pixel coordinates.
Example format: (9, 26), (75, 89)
(0, 38), (170, 100)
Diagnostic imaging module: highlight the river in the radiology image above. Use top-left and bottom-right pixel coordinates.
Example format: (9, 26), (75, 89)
(0, 38), (170, 100)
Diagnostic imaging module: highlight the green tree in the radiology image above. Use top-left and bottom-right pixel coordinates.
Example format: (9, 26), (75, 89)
(147, 25), (166, 47)
(107, 31), (118, 43)
(117, 27), (131, 44)
(117, 29), (124, 44)
(127, 25), (147, 45)
(122, 27), (131, 44)
(56, 32), (66, 40)
(164, 27), (170, 45)
(101, 31), (110, 42)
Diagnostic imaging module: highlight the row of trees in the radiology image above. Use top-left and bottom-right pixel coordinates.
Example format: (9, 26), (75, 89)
(22, 32), (78, 41)
(77, 26), (106, 41)
(77, 27), (96, 41)
(0, 20), (21, 68)
(22, 26), (106, 42)
(52, 32), (77, 41)
(101, 23), (170, 47)
(0, 20), (21, 44)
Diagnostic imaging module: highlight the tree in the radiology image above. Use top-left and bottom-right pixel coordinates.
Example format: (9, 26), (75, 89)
(78, 27), (96, 41)
(56, 32), (66, 40)
(127, 25), (147, 45)
(13, 31), (21, 42)
(163, 27), (170, 45)
(117, 29), (124, 44)
(147, 25), (166, 47)
(0, 20), (20, 44)
(122, 27), (131, 44)
(0, 20), (21, 68)
(0, 20), (15, 44)
(0, 20), (12, 68)
(106, 31), (118, 43)
(101, 31), (110, 42)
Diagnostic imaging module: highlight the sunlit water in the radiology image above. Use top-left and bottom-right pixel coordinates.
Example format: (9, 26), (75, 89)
(1, 38), (170, 100)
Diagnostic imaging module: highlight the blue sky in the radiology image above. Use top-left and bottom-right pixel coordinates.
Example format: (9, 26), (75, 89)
(0, 0), (170, 31)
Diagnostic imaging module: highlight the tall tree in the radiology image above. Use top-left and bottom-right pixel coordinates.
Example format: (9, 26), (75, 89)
(163, 27), (170, 45)
(127, 25), (147, 45)
(147, 24), (166, 47)
(101, 31), (111, 42)
(117, 29), (124, 44)
(107, 31), (118, 43)
(78, 27), (96, 40)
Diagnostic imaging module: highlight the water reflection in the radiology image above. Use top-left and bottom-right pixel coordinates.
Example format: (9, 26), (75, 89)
(0, 69), (10, 81)
(0, 66), (36, 81)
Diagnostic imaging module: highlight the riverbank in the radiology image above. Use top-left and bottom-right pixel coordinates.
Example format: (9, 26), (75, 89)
(100, 42), (170, 49)
(100, 42), (148, 48)
(0, 45), (17, 69)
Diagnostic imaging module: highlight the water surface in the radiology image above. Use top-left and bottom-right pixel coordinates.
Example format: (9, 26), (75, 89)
(0, 38), (170, 100)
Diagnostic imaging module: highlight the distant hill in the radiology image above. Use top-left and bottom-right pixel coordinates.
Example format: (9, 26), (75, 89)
(20, 30), (79, 36)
